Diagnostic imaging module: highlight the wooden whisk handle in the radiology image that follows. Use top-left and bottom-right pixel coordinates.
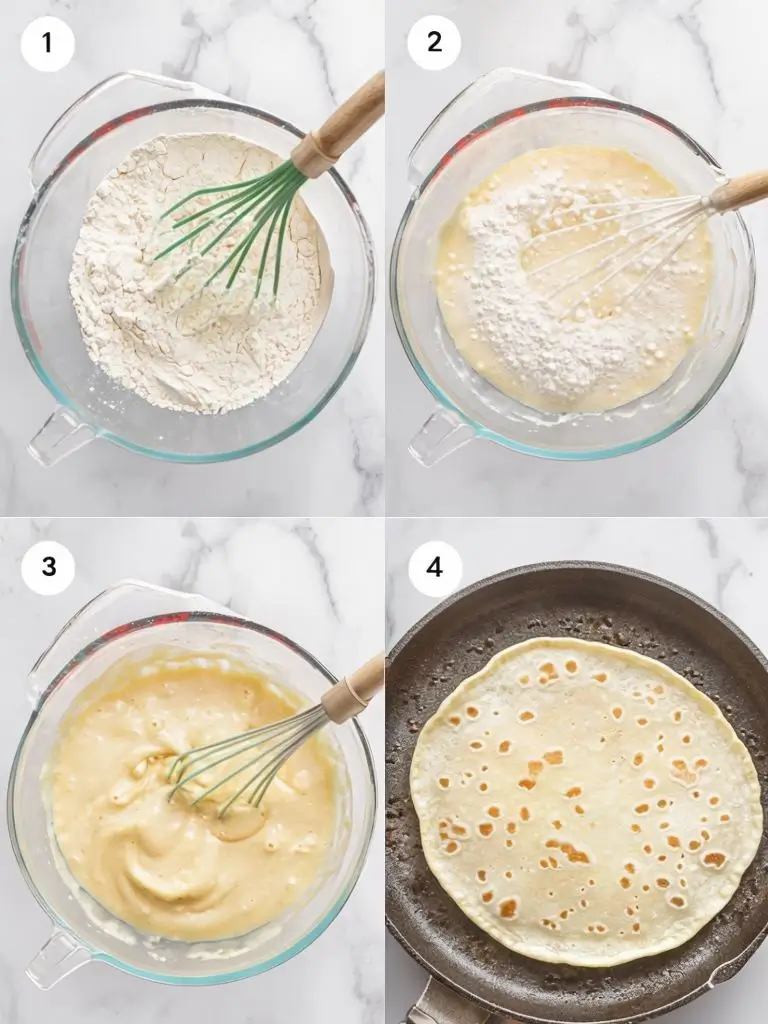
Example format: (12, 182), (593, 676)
(710, 170), (768, 212)
(291, 71), (385, 179)
(321, 652), (385, 724)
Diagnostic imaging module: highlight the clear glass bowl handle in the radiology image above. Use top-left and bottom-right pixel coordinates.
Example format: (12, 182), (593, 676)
(28, 69), (222, 190)
(26, 578), (233, 705)
(407, 66), (615, 184)
(26, 929), (93, 990)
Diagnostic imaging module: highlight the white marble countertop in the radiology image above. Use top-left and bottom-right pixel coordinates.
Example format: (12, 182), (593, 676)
(385, 516), (768, 1023)
(0, 517), (384, 1024)
(0, 0), (383, 516)
(386, 0), (768, 516)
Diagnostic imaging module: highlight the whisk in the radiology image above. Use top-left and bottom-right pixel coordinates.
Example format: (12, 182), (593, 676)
(167, 653), (384, 817)
(524, 170), (768, 314)
(153, 71), (385, 299)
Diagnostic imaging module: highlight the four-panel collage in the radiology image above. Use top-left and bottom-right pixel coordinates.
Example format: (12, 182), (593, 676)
(2, 2), (768, 1024)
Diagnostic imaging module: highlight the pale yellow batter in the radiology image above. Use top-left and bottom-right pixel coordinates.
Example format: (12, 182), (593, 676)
(436, 146), (713, 413)
(47, 650), (337, 942)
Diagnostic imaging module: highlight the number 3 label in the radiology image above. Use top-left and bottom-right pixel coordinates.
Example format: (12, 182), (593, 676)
(21, 541), (76, 596)
(21, 16), (76, 73)
(407, 16), (461, 71)
(408, 541), (463, 598)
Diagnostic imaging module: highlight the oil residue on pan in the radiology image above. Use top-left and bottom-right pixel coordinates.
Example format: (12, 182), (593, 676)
(386, 562), (768, 1024)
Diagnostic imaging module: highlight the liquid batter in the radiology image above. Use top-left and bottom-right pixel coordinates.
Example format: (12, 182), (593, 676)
(47, 651), (338, 942)
(435, 146), (713, 413)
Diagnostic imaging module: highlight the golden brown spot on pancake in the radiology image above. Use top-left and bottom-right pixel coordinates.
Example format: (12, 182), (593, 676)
(656, 877), (670, 888)
(520, 807), (531, 822)
(548, 856), (558, 869)
(659, 821), (670, 830)
(657, 854), (667, 862)
(439, 831), (449, 841)
(519, 778), (536, 790)
(505, 871), (513, 879)
(499, 898), (518, 919)
(630, 824), (642, 833)
(544, 750), (564, 766)
(657, 799), (668, 809)
(620, 877), (631, 889)
(452, 824), (468, 837)
(692, 790), (700, 799)
(438, 777), (450, 788)
(479, 782), (488, 792)
(593, 672), (608, 683)
(682, 735), (692, 744)
(669, 896), (686, 908)
(478, 823), (494, 837)
(680, 879), (688, 888)
(625, 863), (636, 874)
(466, 706), (479, 718)
(666, 836), (681, 849)
(552, 820), (562, 830)
(574, 805), (585, 815)
(559, 909), (569, 920)
(633, 923), (641, 932)
(566, 786), (582, 798)
(499, 740), (511, 754)
(506, 821), (517, 834)
(477, 869), (487, 882)
(637, 717), (649, 726)
(721, 814), (731, 822)
(643, 778), (656, 790)
(518, 674), (530, 686)
(688, 840), (701, 851)
(565, 660), (579, 673)
(642, 885), (650, 892)
(539, 859), (549, 869)
(545, 839), (559, 848)
(528, 760), (544, 776)
(595, 924), (607, 934)
(657, 744), (665, 753)
(445, 841), (459, 854)
(588, 879), (596, 886)
(635, 803), (650, 814)
(646, 697), (656, 705)
(673, 710), (683, 722)
(695, 758), (709, 769)
(448, 715), (461, 727)
(469, 740), (483, 750)
(643, 844), (653, 854)
(653, 685), (664, 695)
(481, 890), (493, 903)
(671, 758), (697, 785)
(701, 829), (711, 841)
(488, 806), (501, 818)
(540, 661), (558, 677)
(519, 710), (535, 722)
(703, 852), (727, 868)
(579, 899), (588, 908)
(506, 839), (514, 848)
(633, 754), (644, 767)
(612, 707), (624, 719)
(709, 795), (720, 806)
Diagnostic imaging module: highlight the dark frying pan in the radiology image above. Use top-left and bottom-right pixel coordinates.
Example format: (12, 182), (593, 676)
(386, 562), (768, 1024)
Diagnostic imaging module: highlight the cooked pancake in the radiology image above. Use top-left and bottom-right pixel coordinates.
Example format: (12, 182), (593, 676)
(410, 638), (763, 967)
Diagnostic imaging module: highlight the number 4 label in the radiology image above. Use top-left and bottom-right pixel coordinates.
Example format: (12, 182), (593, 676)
(409, 542), (463, 598)
(407, 16), (461, 71)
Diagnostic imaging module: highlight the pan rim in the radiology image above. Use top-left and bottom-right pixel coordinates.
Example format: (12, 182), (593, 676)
(385, 559), (768, 1024)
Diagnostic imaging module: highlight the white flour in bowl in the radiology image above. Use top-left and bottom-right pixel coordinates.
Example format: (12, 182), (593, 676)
(69, 133), (330, 415)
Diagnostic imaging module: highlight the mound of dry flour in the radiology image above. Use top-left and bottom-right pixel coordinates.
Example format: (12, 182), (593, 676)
(69, 133), (328, 415)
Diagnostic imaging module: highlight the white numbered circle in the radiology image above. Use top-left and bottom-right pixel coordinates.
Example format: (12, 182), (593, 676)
(408, 541), (463, 598)
(21, 17), (75, 73)
(21, 541), (76, 596)
(407, 15), (461, 71)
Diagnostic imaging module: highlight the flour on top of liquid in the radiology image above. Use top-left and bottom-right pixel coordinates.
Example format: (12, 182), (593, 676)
(435, 146), (712, 414)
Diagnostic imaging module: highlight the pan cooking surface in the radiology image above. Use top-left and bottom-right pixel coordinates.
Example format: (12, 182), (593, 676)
(386, 563), (768, 1024)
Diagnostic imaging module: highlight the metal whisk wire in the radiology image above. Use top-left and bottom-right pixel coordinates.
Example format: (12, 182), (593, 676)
(520, 167), (768, 318)
(166, 652), (384, 818)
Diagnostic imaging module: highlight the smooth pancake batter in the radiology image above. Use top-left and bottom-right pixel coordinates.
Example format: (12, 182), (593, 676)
(47, 650), (338, 942)
(435, 146), (713, 414)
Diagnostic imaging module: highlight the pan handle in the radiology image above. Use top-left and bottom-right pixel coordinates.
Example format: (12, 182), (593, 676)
(402, 978), (495, 1024)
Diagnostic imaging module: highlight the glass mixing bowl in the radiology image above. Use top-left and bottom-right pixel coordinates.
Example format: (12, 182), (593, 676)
(7, 581), (376, 988)
(391, 69), (756, 464)
(12, 71), (375, 466)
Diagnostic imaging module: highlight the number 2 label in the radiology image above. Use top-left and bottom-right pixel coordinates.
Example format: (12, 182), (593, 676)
(407, 16), (461, 71)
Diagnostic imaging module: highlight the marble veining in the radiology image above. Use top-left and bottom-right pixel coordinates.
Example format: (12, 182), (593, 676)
(385, 515), (768, 1023)
(1, 0), (383, 516)
(0, 517), (384, 1024)
(386, 0), (768, 516)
